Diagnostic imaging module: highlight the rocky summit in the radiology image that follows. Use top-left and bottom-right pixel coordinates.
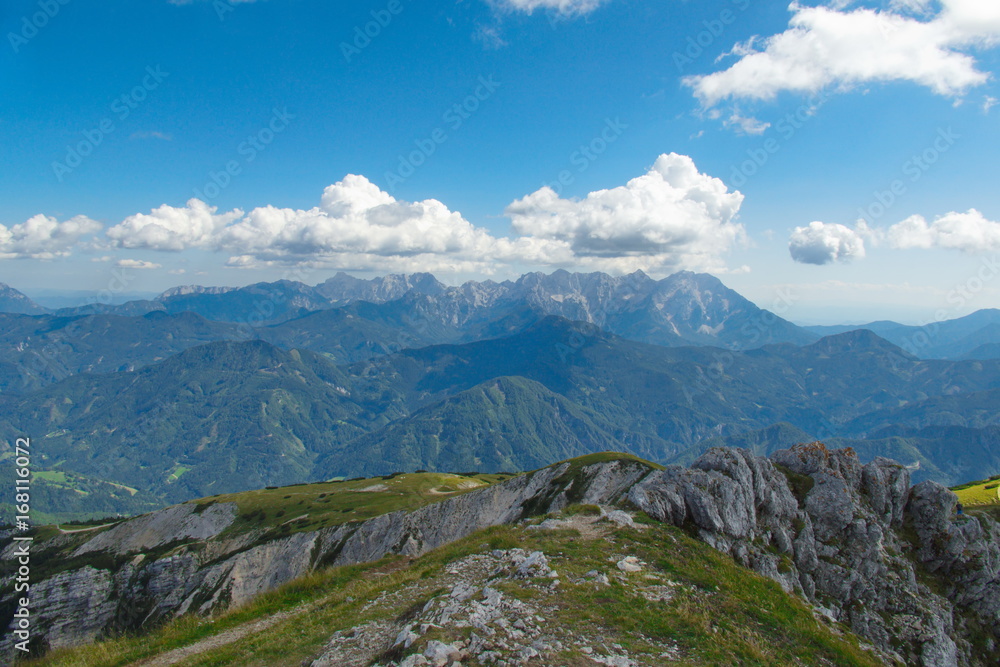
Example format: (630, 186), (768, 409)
(629, 443), (1000, 666)
(4, 446), (1000, 666)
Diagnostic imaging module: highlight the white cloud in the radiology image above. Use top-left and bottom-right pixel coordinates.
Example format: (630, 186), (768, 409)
(788, 221), (867, 265)
(217, 175), (504, 262)
(68, 156), (744, 275)
(106, 199), (244, 251)
(116, 259), (163, 270)
(723, 112), (771, 135)
(887, 209), (1000, 252)
(686, 0), (1000, 110)
(16, 156), (749, 276)
(490, 0), (607, 16)
(505, 153), (746, 272)
(0, 214), (102, 259)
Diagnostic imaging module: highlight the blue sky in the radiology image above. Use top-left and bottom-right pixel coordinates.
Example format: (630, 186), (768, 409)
(1, 0), (999, 324)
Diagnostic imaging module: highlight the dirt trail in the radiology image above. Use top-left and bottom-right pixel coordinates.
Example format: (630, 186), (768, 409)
(56, 523), (117, 534)
(131, 609), (300, 667)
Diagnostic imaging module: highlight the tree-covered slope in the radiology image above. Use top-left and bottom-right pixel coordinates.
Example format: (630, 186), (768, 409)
(319, 376), (670, 477)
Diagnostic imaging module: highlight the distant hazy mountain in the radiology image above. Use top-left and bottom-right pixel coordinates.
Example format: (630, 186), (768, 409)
(0, 341), (366, 503)
(315, 271), (446, 305)
(963, 342), (1000, 360)
(41, 270), (819, 351)
(805, 309), (1000, 359)
(0, 283), (48, 315)
(451, 269), (818, 349)
(0, 311), (245, 393)
(4, 320), (999, 508)
(53, 300), (165, 318)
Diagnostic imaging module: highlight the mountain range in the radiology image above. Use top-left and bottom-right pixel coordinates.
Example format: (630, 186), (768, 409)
(10, 446), (1000, 666)
(806, 308), (1000, 360)
(2, 316), (998, 520)
(1, 270), (998, 521)
(5, 271), (999, 363)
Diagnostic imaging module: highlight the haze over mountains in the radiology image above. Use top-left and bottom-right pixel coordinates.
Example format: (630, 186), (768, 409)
(0, 270), (998, 523)
(3, 270), (999, 360)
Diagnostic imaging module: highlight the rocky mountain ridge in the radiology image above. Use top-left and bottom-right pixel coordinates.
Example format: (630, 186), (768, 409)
(15, 270), (816, 351)
(5, 445), (1000, 666)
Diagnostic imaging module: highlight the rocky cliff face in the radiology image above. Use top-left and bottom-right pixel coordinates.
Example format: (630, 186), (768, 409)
(0, 458), (648, 659)
(628, 442), (1000, 666)
(4, 445), (1000, 666)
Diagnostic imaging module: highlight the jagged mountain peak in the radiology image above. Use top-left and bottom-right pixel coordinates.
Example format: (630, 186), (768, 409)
(0, 282), (49, 315)
(316, 272), (446, 303)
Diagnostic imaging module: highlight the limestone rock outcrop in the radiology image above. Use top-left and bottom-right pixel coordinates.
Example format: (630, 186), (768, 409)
(629, 443), (1000, 666)
(4, 446), (1000, 667)
(0, 458), (648, 659)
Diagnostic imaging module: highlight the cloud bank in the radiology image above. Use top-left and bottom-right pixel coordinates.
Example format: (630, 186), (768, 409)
(789, 209), (1000, 264)
(20, 155), (745, 276)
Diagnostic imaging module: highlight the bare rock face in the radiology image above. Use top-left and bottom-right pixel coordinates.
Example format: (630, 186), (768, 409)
(5, 448), (999, 667)
(21, 567), (116, 652)
(72, 502), (239, 557)
(629, 442), (1000, 667)
(0, 458), (650, 658)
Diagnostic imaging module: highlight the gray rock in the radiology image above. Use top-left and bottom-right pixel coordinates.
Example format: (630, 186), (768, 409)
(629, 442), (1000, 667)
(4, 457), (652, 655)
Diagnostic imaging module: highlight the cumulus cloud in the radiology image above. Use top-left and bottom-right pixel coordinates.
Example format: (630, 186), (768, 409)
(216, 175), (506, 261)
(686, 0), (1000, 110)
(107, 162), (746, 274)
(505, 153), (746, 272)
(887, 209), (1000, 252)
(106, 199), (244, 251)
(16, 155), (749, 276)
(0, 214), (102, 259)
(788, 221), (867, 265)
